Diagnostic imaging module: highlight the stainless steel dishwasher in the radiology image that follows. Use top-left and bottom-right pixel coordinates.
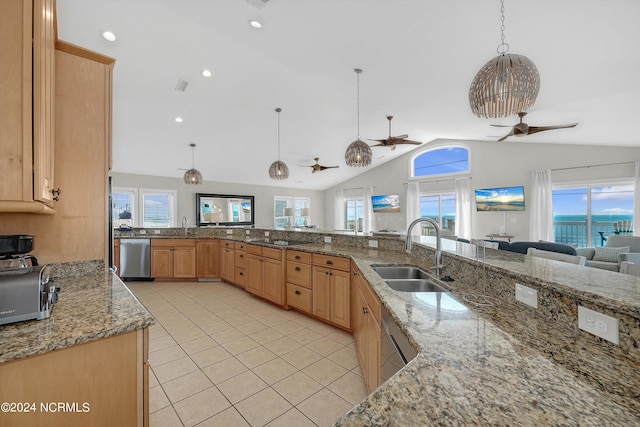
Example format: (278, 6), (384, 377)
(381, 308), (418, 383)
(119, 239), (152, 280)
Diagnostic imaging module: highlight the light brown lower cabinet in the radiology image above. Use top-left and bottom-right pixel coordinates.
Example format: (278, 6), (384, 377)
(196, 239), (219, 278)
(151, 239), (196, 279)
(246, 245), (285, 306)
(352, 266), (381, 393)
(312, 255), (351, 330)
(0, 328), (150, 427)
(219, 241), (235, 284)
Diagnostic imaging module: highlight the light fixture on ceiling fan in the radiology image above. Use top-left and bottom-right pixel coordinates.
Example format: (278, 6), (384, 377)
(469, 0), (540, 118)
(183, 143), (203, 185)
(345, 68), (372, 167)
(269, 107), (289, 180)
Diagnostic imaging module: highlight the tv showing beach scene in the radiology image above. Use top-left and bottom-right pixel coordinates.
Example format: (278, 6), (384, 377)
(475, 186), (525, 212)
(372, 194), (401, 213)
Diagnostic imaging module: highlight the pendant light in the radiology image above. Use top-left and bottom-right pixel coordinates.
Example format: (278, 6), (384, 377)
(468, 0), (540, 118)
(345, 68), (372, 167)
(183, 143), (203, 184)
(269, 107), (289, 180)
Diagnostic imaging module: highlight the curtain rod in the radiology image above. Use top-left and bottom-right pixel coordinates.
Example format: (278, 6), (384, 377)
(402, 176), (472, 185)
(341, 186), (374, 191)
(538, 160), (636, 173)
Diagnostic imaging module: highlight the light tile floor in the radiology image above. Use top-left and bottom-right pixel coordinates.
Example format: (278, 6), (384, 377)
(128, 281), (367, 427)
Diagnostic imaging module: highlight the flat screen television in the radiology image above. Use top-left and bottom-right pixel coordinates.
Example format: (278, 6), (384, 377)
(371, 194), (401, 213)
(475, 186), (525, 212)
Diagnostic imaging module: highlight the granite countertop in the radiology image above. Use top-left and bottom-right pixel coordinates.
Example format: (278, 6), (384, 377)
(0, 272), (154, 364)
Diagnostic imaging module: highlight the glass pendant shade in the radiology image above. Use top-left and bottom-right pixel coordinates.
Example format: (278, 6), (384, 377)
(345, 139), (372, 167)
(269, 107), (289, 180)
(469, 53), (540, 118)
(184, 143), (203, 184)
(269, 160), (289, 180)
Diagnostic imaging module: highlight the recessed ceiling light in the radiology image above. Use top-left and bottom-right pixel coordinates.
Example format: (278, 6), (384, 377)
(201, 69), (212, 78)
(101, 31), (116, 42)
(175, 117), (183, 123)
(249, 20), (263, 29)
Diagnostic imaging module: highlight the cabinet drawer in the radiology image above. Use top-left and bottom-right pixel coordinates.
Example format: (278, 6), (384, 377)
(287, 262), (312, 288)
(245, 244), (262, 256)
(313, 254), (350, 271)
(235, 241), (248, 251)
(235, 267), (247, 287)
(235, 250), (247, 268)
(262, 247), (282, 260)
(287, 250), (312, 264)
(222, 240), (235, 248)
(151, 238), (195, 247)
(287, 283), (312, 313)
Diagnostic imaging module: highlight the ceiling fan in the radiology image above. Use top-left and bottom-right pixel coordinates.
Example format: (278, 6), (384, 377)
(304, 157), (339, 173)
(492, 112), (578, 142)
(369, 115), (423, 150)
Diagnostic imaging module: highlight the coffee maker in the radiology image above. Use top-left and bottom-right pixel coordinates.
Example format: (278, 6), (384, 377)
(0, 235), (38, 272)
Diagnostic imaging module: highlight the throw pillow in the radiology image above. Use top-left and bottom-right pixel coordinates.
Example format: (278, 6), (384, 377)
(593, 246), (630, 263)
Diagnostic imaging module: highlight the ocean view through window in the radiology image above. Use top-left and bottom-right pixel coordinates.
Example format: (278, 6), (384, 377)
(553, 184), (633, 247)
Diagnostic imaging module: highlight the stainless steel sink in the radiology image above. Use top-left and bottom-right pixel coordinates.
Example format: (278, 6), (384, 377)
(385, 279), (448, 293)
(373, 266), (448, 293)
(373, 266), (431, 280)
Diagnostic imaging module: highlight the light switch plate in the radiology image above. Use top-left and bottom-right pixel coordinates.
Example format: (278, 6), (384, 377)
(245, 230), (250, 235)
(368, 240), (378, 248)
(515, 283), (537, 308)
(578, 306), (619, 344)
(139, 230), (146, 234)
(226, 229), (233, 235)
(264, 231), (270, 237)
(154, 230), (161, 234)
(324, 236), (332, 243)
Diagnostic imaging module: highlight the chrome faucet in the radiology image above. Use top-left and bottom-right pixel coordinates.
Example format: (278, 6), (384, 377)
(406, 217), (443, 278)
(182, 216), (188, 236)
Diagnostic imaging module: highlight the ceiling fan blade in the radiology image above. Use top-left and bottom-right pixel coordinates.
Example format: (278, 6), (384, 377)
(497, 129), (515, 142)
(368, 138), (389, 144)
(490, 124), (513, 128)
(527, 123), (579, 135)
(393, 139), (422, 145)
(391, 134), (409, 139)
(369, 142), (387, 147)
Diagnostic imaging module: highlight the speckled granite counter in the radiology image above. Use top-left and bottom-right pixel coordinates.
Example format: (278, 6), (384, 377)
(0, 271), (155, 364)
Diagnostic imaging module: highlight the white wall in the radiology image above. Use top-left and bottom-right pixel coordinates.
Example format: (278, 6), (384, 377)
(324, 139), (640, 240)
(110, 173), (325, 229)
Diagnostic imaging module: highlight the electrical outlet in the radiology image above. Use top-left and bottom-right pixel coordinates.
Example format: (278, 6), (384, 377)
(264, 231), (270, 237)
(368, 240), (378, 248)
(154, 230), (161, 234)
(324, 236), (332, 243)
(226, 229), (233, 235)
(578, 306), (619, 344)
(139, 230), (146, 235)
(515, 283), (537, 308)
(245, 230), (250, 235)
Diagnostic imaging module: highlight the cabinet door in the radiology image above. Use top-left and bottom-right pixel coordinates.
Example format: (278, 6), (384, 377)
(151, 247), (173, 278)
(262, 257), (284, 305)
(173, 247), (196, 278)
(312, 266), (331, 321)
(246, 254), (263, 296)
(196, 239), (219, 278)
(113, 239), (121, 276)
(219, 248), (233, 282)
(330, 269), (351, 329)
(353, 283), (366, 368)
(365, 313), (381, 393)
(33, 0), (56, 205)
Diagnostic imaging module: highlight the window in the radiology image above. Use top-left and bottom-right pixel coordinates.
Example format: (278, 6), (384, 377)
(552, 183), (633, 247)
(411, 146), (469, 179)
(420, 193), (456, 234)
(345, 198), (364, 232)
(112, 187), (177, 228)
(274, 197), (310, 228)
(141, 189), (177, 228)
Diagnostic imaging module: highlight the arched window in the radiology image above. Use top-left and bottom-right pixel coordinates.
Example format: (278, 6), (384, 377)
(411, 146), (469, 179)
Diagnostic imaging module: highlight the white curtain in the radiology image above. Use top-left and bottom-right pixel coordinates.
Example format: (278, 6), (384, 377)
(334, 188), (344, 230)
(454, 177), (472, 239)
(406, 182), (420, 230)
(634, 161), (640, 236)
(530, 169), (554, 241)
(363, 186), (374, 233)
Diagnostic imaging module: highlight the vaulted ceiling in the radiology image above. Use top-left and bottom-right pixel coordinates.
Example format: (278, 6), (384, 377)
(56, 0), (640, 190)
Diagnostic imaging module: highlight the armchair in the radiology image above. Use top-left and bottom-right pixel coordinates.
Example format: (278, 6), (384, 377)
(576, 235), (640, 272)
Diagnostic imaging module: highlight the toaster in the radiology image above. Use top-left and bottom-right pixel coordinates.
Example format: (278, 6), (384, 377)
(0, 265), (58, 326)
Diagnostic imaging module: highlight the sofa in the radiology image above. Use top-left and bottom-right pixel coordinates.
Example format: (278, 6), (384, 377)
(487, 240), (578, 256)
(576, 235), (640, 272)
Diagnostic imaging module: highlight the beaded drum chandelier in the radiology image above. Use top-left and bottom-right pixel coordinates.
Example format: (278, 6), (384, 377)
(345, 68), (372, 167)
(269, 108), (289, 180)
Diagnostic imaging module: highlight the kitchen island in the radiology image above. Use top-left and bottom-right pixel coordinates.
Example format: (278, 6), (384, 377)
(0, 262), (154, 427)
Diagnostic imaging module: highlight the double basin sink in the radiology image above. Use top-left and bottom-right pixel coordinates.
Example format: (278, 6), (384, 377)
(373, 266), (448, 293)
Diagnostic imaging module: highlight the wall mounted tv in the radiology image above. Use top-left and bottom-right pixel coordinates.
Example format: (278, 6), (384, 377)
(475, 186), (525, 212)
(372, 194), (401, 213)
